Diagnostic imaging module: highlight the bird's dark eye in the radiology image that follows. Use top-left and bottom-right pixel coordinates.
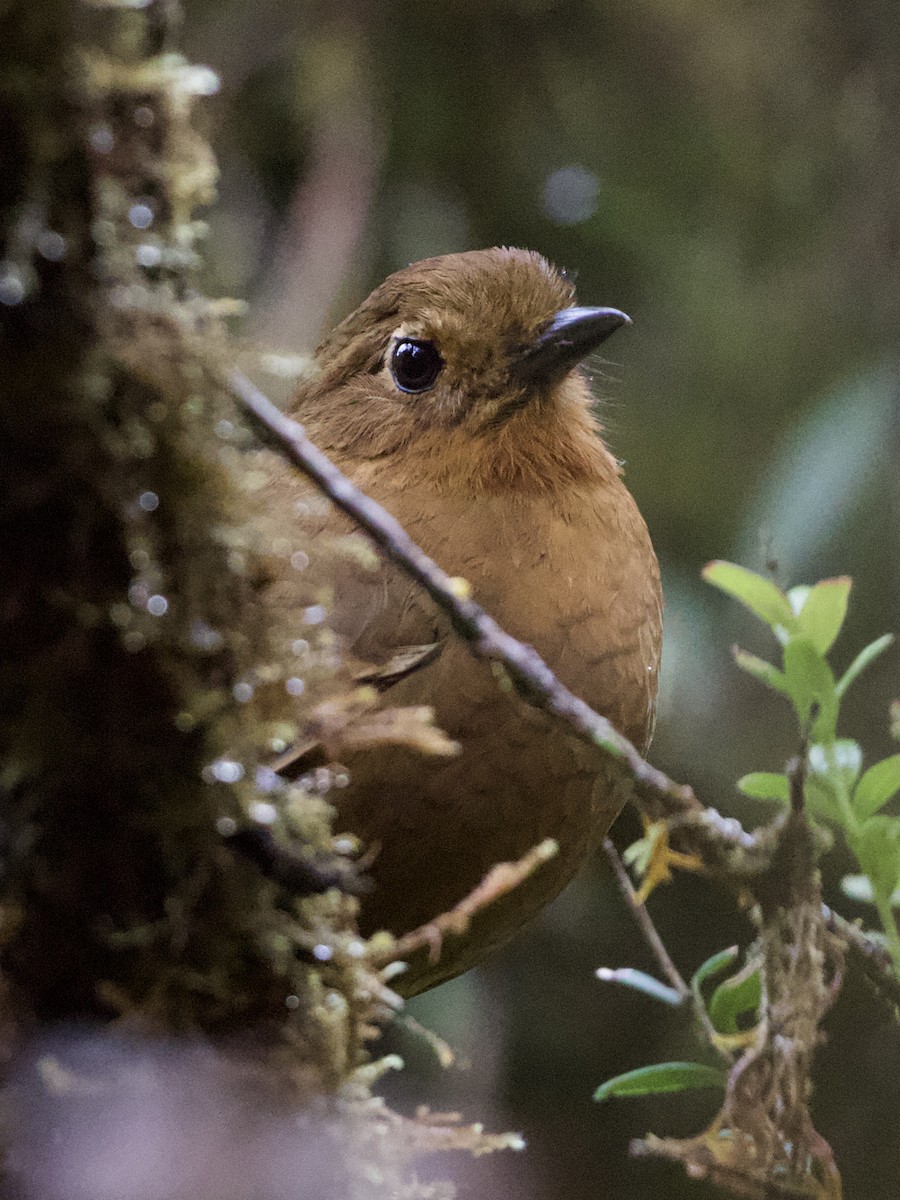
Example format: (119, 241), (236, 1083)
(390, 339), (443, 393)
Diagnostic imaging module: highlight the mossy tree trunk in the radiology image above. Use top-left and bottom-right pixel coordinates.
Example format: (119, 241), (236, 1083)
(0, 3), (421, 1195)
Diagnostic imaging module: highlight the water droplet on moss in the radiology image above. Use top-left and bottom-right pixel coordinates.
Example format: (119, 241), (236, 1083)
(190, 619), (224, 652)
(232, 681), (254, 703)
(136, 243), (162, 268)
(250, 801), (277, 824)
(36, 231), (67, 261)
(128, 202), (154, 230)
(128, 581), (149, 607)
(313, 767), (333, 793)
(254, 766), (280, 793)
(179, 65), (221, 97)
(206, 758), (244, 784)
(285, 994), (300, 1010)
(302, 605), (326, 626)
(139, 490), (159, 512)
(290, 550), (310, 571)
(313, 944), (333, 962)
(285, 676), (305, 696)
(147, 594), (168, 617)
(0, 266), (25, 306)
(89, 124), (114, 154)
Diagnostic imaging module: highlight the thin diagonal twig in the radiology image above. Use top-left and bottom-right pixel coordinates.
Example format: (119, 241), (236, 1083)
(602, 839), (729, 1057)
(603, 838), (689, 998)
(368, 839), (558, 970)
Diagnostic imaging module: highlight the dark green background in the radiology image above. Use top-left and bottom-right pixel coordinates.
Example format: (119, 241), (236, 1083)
(185, 2), (900, 1195)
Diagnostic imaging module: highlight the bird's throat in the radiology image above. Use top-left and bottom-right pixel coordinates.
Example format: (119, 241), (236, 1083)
(397, 390), (619, 498)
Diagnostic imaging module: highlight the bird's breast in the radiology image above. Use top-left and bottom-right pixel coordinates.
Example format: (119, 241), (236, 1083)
(366, 478), (661, 745)
(322, 472), (661, 989)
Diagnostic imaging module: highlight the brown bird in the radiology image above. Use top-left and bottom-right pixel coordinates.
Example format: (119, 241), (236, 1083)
(270, 247), (662, 994)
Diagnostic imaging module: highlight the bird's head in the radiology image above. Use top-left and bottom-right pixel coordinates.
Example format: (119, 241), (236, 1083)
(292, 248), (630, 482)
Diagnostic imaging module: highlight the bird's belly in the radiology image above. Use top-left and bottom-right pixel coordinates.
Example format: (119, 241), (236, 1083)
(326, 485), (660, 991)
(332, 640), (634, 992)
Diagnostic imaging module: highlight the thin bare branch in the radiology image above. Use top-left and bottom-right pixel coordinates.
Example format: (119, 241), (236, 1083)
(602, 839), (690, 998)
(369, 839), (558, 970)
(602, 839), (732, 1059)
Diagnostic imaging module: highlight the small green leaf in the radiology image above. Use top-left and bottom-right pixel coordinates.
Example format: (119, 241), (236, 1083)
(853, 755), (900, 820)
(594, 1061), (725, 1102)
(782, 638), (837, 736)
(836, 633), (895, 699)
(803, 774), (842, 823)
(852, 816), (900, 898)
(595, 967), (684, 1006)
(703, 562), (796, 631)
(690, 946), (739, 1011)
(792, 577), (852, 654)
(733, 649), (790, 694)
(737, 773), (790, 802)
(709, 964), (762, 1035)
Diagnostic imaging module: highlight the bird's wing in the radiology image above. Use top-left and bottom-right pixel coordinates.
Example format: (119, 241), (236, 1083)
(354, 641), (443, 692)
(253, 445), (445, 657)
(252, 452), (452, 775)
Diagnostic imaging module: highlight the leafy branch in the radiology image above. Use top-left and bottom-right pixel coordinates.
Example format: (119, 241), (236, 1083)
(706, 563), (900, 974)
(594, 563), (897, 1199)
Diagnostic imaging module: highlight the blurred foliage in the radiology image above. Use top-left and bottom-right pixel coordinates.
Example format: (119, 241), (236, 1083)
(180, 1), (899, 1196)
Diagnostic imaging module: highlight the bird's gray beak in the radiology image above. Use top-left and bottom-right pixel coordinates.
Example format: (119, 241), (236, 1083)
(515, 306), (631, 382)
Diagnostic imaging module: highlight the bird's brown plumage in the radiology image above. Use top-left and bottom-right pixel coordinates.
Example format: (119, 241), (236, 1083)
(268, 248), (662, 994)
